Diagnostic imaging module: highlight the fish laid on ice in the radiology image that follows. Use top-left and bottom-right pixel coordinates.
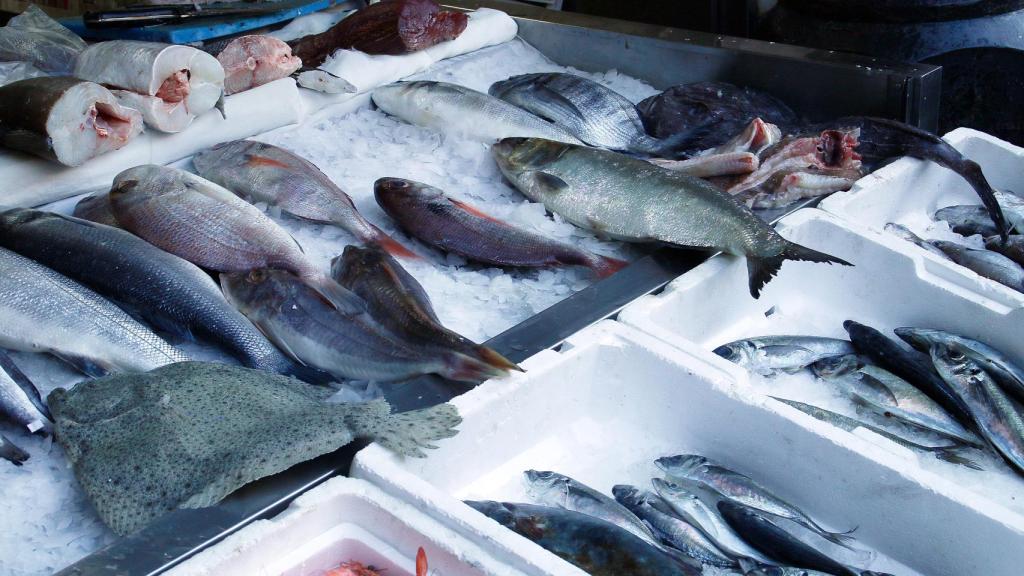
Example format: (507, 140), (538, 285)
(0, 77), (143, 166)
(372, 81), (582, 144)
(72, 194), (119, 227)
(933, 205), (1001, 238)
(523, 470), (657, 544)
(49, 361), (461, 534)
(466, 500), (699, 576)
(374, 177), (626, 277)
(0, 5), (85, 74)
(0, 208), (331, 384)
(0, 432), (28, 466)
(492, 138), (849, 297)
(650, 152), (760, 178)
(331, 246), (519, 373)
(986, 235), (1024, 266)
(0, 349), (51, 435)
(216, 35), (301, 95)
(884, 223), (950, 261)
(192, 140), (415, 259)
(222, 268), (503, 383)
(74, 40), (225, 133)
(713, 335), (855, 375)
(0, 246), (187, 376)
(930, 240), (1024, 292)
(489, 72), (688, 157)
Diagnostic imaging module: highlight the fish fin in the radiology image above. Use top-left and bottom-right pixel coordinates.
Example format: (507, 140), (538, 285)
(925, 151), (1009, 240)
(936, 449), (983, 470)
(589, 255), (628, 278)
(0, 434), (29, 467)
(215, 93), (227, 119)
(449, 198), (510, 226)
(747, 242), (851, 298)
(366, 227), (420, 260)
(474, 345), (524, 372)
(442, 352), (508, 383)
(795, 517), (859, 549)
(0, 350), (52, 423)
(524, 170), (571, 197)
(311, 278), (370, 317)
(854, 373), (899, 406)
(245, 154), (292, 170)
(52, 353), (110, 378)
(288, 232), (305, 254)
(249, 320), (306, 367)
(416, 547), (428, 576)
(349, 401), (461, 458)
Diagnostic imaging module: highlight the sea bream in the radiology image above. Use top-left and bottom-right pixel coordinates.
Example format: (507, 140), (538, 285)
(0, 246), (187, 377)
(192, 140), (416, 259)
(74, 40), (225, 133)
(0, 77), (143, 166)
(371, 81), (583, 144)
(492, 138), (849, 297)
(374, 177), (626, 276)
(215, 35), (302, 95)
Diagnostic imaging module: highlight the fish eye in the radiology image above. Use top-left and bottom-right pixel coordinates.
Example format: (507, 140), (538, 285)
(393, 180), (409, 189)
(949, 350), (966, 362)
(247, 270), (266, 283)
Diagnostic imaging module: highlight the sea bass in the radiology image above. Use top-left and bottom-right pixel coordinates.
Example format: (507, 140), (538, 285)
(192, 140), (415, 259)
(492, 138), (849, 297)
(374, 177), (626, 276)
(0, 349), (51, 435)
(216, 35), (301, 95)
(49, 361), (460, 534)
(930, 240), (1024, 292)
(372, 81), (582, 144)
(331, 245), (518, 373)
(0, 247), (187, 376)
(713, 335), (855, 375)
(0, 77), (143, 166)
(897, 328), (1024, 403)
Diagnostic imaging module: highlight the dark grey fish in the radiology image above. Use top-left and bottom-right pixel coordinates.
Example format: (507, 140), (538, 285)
(897, 327), (1024, 403)
(466, 500), (699, 576)
(72, 194), (119, 227)
(931, 240), (1024, 292)
(49, 361), (460, 535)
(489, 72), (688, 157)
(934, 205), (1001, 238)
(985, 235), (1024, 267)
(492, 138), (849, 298)
(0, 432), (29, 466)
(883, 223), (950, 261)
(0, 349), (51, 435)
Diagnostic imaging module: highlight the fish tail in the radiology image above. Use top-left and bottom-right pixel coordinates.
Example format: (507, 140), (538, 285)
(589, 254), (629, 278)
(442, 352), (508, 383)
(798, 517), (859, 549)
(0, 434), (29, 467)
(746, 241), (851, 298)
(923, 147), (1009, 240)
(935, 449), (984, 470)
(364, 225), (420, 260)
(474, 345), (524, 373)
(351, 401), (461, 458)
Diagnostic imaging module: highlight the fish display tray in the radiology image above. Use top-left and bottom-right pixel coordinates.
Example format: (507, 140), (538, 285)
(164, 477), (519, 576)
(352, 320), (929, 576)
(818, 127), (1024, 299)
(617, 208), (1024, 576)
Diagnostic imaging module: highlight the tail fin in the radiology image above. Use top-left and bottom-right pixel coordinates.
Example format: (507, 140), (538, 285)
(442, 352), (508, 383)
(352, 401), (461, 458)
(0, 433), (29, 466)
(926, 148), (1009, 241)
(365, 225), (420, 260)
(747, 242), (851, 298)
(590, 254), (628, 278)
(474, 345), (524, 373)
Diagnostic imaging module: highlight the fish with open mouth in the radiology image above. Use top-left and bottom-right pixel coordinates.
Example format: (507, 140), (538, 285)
(374, 177), (626, 276)
(492, 137), (850, 298)
(0, 77), (143, 166)
(74, 40), (225, 133)
(192, 140), (416, 259)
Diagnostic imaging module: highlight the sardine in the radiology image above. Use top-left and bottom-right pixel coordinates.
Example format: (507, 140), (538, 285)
(613, 485), (738, 568)
(192, 140), (416, 259)
(930, 240), (1024, 292)
(216, 35), (301, 95)
(331, 246), (519, 373)
(985, 235), (1024, 266)
(0, 5), (86, 74)
(0, 432), (28, 466)
(771, 397), (981, 470)
(650, 152), (760, 178)
(372, 81), (582, 144)
(0, 77), (143, 166)
(884, 223), (950, 260)
(933, 205), (1001, 238)
(0, 208), (330, 384)
(897, 327), (1024, 403)
(466, 500), (699, 576)
(0, 349), (51, 435)
(930, 345), (1024, 474)
(713, 336), (855, 375)
(222, 269), (502, 383)
(523, 470), (657, 544)
(655, 455), (856, 549)
(49, 361), (460, 535)
(374, 177), (626, 276)
(492, 138), (849, 298)
(488, 72), (686, 156)
(0, 247), (187, 376)
(717, 500), (859, 576)
(74, 40), (225, 132)
(72, 194), (119, 227)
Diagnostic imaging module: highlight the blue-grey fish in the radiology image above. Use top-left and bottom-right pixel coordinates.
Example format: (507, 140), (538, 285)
(897, 327), (1024, 403)
(930, 240), (1024, 292)
(715, 336), (855, 375)
(933, 205), (1001, 238)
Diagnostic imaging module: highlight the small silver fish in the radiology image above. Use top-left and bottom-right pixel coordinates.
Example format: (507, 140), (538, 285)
(884, 223), (950, 261)
(931, 240), (1024, 292)
(714, 336), (855, 375)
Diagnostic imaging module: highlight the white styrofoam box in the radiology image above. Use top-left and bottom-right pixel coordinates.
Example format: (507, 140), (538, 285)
(351, 320), (944, 576)
(167, 476), (524, 576)
(617, 207), (1024, 575)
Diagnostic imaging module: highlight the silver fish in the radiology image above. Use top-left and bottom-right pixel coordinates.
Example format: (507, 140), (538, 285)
(897, 327), (1024, 403)
(372, 81), (582, 144)
(810, 355), (899, 406)
(523, 470), (657, 544)
(931, 240), (1024, 292)
(0, 247), (187, 376)
(492, 138), (849, 298)
(714, 336), (855, 375)
(985, 235), (1024, 267)
(884, 223), (950, 261)
(0, 349), (51, 435)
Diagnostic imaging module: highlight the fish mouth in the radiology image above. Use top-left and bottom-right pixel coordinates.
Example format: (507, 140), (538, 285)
(712, 344), (737, 361)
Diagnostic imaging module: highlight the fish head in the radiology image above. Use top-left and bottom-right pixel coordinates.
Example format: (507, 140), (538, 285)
(654, 454), (709, 478)
(109, 164), (183, 208)
(523, 470), (570, 504)
(491, 137), (569, 173)
(610, 484), (646, 509)
(374, 177), (440, 210)
(651, 477), (700, 503)
(892, 327), (941, 353)
(330, 245), (378, 280)
(464, 500), (514, 527)
(371, 81), (431, 117)
(810, 354), (862, 379)
(220, 268), (295, 315)
(929, 342), (985, 384)
(712, 340), (758, 366)
(0, 206), (48, 230)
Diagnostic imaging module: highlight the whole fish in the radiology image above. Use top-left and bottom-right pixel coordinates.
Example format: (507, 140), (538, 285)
(371, 81), (582, 144)
(650, 152), (760, 178)
(222, 268), (502, 383)
(49, 361), (460, 535)
(713, 336), (855, 375)
(489, 72), (687, 157)
(0, 208), (330, 384)
(933, 205), (1001, 238)
(331, 246), (518, 373)
(215, 35), (301, 95)
(718, 501), (859, 576)
(613, 485), (738, 568)
(771, 397), (981, 470)
(810, 355), (898, 406)
(930, 240), (1024, 292)
(492, 138), (849, 297)
(0, 349), (51, 435)
(72, 194), (119, 227)
(655, 455), (855, 548)
(523, 470), (657, 544)
(465, 500), (699, 576)
(985, 235), (1024, 267)
(0, 77), (143, 166)
(883, 223), (950, 260)
(896, 327), (1024, 403)
(931, 345), (1024, 475)
(0, 247), (187, 376)
(0, 433), (28, 466)
(844, 320), (975, 429)
(192, 140), (416, 259)
(374, 177), (626, 276)
(0, 5), (86, 74)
